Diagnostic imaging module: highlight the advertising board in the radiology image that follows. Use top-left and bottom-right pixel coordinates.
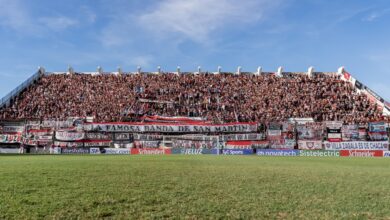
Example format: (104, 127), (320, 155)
(299, 150), (340, 157)
(103, 148), (131, 154)
(340, 150), (383, 157)
(90, 148), (101, 154)
(61, 148), (90, 154)
(221, 149), (253, 155)
(171, 148), (214, 155)
(131, 148), (171, 155)
(383, 151), (390, 157)
(256, 149), (299, 156)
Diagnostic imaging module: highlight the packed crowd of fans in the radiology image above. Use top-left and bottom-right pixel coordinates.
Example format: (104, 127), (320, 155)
(0, 72), (388, 124)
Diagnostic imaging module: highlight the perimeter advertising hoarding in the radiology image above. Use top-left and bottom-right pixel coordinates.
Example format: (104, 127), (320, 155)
(61, 148), (90, 154)
(340, 150), (383, 157)
(383, 151), (390, 157)
(299, 150), (340, 157)
(130, 148), (171, 155)
(324, 141), (388, 150)
(256, 149), (300, 156)
(221, 149), (253, 155)
(103, 148), (131, 155)
(0, 148), (20, 154)
(171, 148), (214, 155)
(90, 148), (101, 154)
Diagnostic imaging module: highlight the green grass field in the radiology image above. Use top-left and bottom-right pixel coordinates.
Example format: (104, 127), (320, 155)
(1, 155), (390, 219)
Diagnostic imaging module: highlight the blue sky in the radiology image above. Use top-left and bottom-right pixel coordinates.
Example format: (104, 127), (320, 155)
(0, 0), (389, 100)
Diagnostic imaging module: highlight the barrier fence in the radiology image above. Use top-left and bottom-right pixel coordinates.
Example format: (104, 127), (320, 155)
(25, 147), (389, 157)
(0, 120), (389, 157)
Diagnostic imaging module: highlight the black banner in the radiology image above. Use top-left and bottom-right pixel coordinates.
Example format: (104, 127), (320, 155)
(355, 80), (364, 90)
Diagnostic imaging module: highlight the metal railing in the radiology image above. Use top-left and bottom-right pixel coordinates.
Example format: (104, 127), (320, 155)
(0, 71), (41, 108)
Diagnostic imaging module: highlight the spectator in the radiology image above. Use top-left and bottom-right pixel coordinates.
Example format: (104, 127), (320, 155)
(0, 72), (386, 124)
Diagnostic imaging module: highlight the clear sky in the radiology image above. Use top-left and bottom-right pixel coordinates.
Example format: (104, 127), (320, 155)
(0, 0), (389, 100)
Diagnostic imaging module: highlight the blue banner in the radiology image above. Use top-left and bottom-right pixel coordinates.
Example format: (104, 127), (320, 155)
(369, 122), (387, 132)
(61, 148), (90, 154)
(256, 149), (299, 156)
(221, 149), (254, 155)
(171, 148), (215, 155)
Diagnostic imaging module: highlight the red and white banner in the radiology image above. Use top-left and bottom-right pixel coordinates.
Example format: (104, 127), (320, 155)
(219, 133), (265, 141)
(25, 129), (53, 145)
(80, 140), (111, 147)
(133, 141), (160, 148)
(54, 141), (84, 148)
(85, 132), (111, 140)
(298, 140), (323, 150)
(0, 134), (22, 143)
(2, 126), (24, 134)
(225, 141), (260, 149)
(133, 134), (164, 141)
(327, 133), (342, 142)
(172, 140), (215, 149)
(142, 115), (208, 124)
(55, 131), (85, 141)
(325, 121), (343, 129)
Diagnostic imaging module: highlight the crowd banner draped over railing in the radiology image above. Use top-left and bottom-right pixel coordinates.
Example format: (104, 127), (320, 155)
(341, 125), (359, 141)
(325, 121), (342, 142)
(368, 122), (389, 141)
(83, 122), (259, 133)
(297, 122), (324, 149)
(55, 131), (85, 141)
(0, 134), (22, 143)
(1, 119), (390, 155)
(324, 141), (389, 150)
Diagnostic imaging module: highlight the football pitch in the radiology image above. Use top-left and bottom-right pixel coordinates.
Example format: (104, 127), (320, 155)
(1, 155), (390, 219)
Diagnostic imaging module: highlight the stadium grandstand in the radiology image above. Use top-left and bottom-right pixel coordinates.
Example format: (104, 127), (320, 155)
(0, 66), (389, 123)
(0, 66), (389, 153)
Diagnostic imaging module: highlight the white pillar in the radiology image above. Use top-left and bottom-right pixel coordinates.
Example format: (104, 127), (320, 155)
(217, 66), (222, 74)
(177, 66), (181, 74)
(97, 66), (103, 74)
(277, 66), (283, 77)
(157, 66), (161, 74)
(237, 66), (242, 75)
(38, 66), (45, 76)
(68, 65), (74, 75)
(256, 66), (262, 75)
(337, 66), (345, 75)
(197, 66), (201, 74)
(307, 66), (314, 78)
